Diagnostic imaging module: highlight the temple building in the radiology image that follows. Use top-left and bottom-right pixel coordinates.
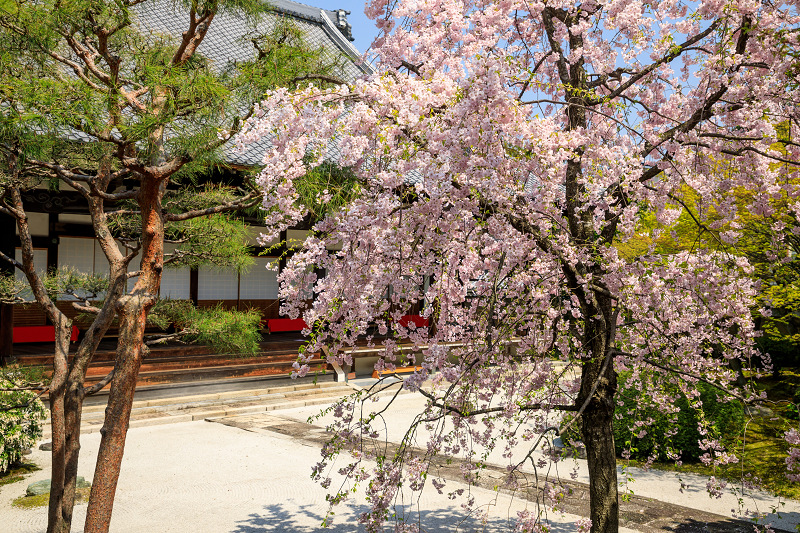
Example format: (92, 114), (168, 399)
(1, 0), (369, 376)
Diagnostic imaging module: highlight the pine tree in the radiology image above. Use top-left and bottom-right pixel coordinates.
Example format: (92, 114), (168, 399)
(0, 1), (346, 531)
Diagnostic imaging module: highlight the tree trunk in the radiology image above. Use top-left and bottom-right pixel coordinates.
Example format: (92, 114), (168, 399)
(84, 176), (164, 533)
(83, 297), (149, 533)
(581, 364), (619, 533)
(44, 195), (128, 533)
(46, 317), (75, 533)
(58, 379), (85, 533)
(579, 313), (619, 533)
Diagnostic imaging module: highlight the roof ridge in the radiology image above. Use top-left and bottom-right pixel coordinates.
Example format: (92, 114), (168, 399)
(268, 0), (328, 22)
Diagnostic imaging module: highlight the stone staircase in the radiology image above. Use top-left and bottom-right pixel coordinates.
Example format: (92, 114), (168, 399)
(15, 333), (333, 390)
(41, 381), (355, 438)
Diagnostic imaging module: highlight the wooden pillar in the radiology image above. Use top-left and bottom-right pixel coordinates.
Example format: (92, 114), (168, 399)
(0, 212), (15, 365)
(277, 230), (288, 319)
(236, 269), (241, 312)
(189, 267), (198, 306)
(278, 230), (288, 274)
(47, 212), (59, 273)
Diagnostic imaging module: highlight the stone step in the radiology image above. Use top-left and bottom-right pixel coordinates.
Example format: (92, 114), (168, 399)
(78, 388), (353, 420)
(41, 383), (355, 437)
(80, 352), (314, 375)
(78, 360), (333, 391)
(76, 381), (348, 414)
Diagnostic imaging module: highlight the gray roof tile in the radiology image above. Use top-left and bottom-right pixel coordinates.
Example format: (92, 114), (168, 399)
(127, 1), (367, 167)
(51, 1), (368, 169)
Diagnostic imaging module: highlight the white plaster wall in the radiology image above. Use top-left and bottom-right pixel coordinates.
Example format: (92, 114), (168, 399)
(58, 237), (95, 275)
(286, 229), (309, 249)
(239, 257), (279, 299)
(15, 213), (50, 236)
(198, 265), (238, 300)
(246, 226), (279, 247)
(160, 244), (191, 299)
(58, 214), (92, 224)
(14, 249), (48, 300)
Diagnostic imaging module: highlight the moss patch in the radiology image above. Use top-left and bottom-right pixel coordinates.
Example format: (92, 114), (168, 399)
(12, 487), (90, 509)
(0, 462), (41, 487)
(631, 415), (800, 501)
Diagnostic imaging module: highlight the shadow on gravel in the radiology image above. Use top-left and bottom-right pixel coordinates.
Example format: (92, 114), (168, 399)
(230, 501), (575, 532)
(665, 515), (800, 533)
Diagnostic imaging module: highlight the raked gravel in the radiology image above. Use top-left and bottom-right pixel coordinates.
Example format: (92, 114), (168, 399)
(2, 389), (798, 532)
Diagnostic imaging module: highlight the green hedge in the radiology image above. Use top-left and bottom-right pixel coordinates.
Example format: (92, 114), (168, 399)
(561, 375), (745, 463)
(613, 379), (745, 462)
(0, 373), (47, 474)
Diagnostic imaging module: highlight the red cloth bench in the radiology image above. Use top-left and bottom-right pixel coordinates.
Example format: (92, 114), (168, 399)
(266, 318), (308, 333)
(398, 315), (429, 328)
(13, 325), (79, 343)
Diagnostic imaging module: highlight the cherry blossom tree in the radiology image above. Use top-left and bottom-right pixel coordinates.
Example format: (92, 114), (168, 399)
(242, 0), (800, 531)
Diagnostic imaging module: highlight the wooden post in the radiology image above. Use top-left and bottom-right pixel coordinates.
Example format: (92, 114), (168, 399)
(189, 267), (198, 306)
(0, 212), (15, 365)
(236, 269), (241, 311)
(47, 212), (59, 273)
(278, 229), (287, 274)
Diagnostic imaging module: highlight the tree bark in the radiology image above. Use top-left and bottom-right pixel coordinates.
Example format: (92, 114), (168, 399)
(43, 168), (129, 533)
(580, 346), (619, 533)
(45, 316), (73, 533)
(8, 185), (79, 533)
(82, 296), (149, 533)
(84, 176), (164, 533)
(550, 11), (623, 530)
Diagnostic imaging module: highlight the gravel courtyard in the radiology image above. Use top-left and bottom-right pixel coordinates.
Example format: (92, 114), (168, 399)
(2, 392), (798, 532)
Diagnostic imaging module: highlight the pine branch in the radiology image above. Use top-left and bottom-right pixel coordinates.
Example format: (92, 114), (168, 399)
(163, 193), (261, 221)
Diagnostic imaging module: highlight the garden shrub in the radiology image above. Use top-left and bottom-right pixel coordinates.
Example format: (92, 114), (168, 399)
(0, 370), (47, 474)
(560, 374), (745, 463)
(613, 374), (745, 463)
(149, 299), (262, 356)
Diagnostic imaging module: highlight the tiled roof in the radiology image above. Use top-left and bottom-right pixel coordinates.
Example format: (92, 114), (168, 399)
(135, 0), (368, 82)
(53, 1), (369, 167)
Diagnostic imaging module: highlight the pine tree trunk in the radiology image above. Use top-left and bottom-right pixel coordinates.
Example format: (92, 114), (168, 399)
(59, 380), (85, 532)
(84, 177), (164, 533)
(83, 297), (148, 533)
(46, 319), (75, 533)
(46, 255), (127, 533)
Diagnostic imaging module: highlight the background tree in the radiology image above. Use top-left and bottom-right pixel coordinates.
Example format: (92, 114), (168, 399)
(242, 0), (800, 532)
(0, 1), (345, 532)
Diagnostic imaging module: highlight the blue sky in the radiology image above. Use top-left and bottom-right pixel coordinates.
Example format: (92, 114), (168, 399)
(315, 1), (379, 54)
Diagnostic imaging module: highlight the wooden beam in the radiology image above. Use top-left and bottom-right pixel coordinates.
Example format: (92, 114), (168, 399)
(10, 235), (50, 248)
(21, 189), (88, 214)
(53, 222), (95, 237)
(0, 212), (15, 365)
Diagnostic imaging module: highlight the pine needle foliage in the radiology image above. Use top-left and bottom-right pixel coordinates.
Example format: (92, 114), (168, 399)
(295, 162), (362, 222)
(149, 299), (262, 355)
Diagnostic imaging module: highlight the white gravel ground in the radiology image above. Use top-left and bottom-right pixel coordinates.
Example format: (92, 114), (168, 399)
(1, 411), (624, 532)
(280, 391), (800, 531)
(2, 390), (798, 532)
